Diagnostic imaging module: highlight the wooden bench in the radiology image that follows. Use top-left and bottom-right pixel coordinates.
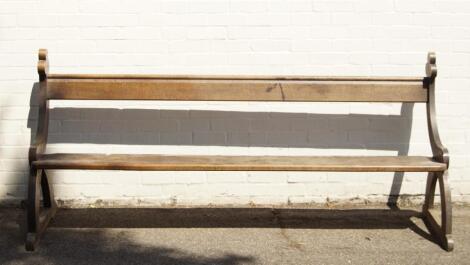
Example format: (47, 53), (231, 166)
(27, 49), (452, 251)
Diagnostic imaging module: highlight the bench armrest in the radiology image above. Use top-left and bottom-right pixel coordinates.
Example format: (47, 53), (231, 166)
(29, 49), (49, 163)
(426, 52), (449, 167)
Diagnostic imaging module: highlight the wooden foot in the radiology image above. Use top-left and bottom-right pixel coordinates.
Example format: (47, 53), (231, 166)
(25, 206), (57, 251)
(25, 169), (57, 251)
(422, 171), (453, 251)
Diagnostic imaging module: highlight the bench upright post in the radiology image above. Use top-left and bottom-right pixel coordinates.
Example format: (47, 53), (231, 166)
(422, 52), (453, 251)
(26, 49), (57, 251)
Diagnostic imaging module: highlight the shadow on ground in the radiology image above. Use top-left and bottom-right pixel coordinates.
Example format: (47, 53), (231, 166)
(0, 206), (446, 265)
(50, 207), (421, 229)
(51, 207), (437, 243)
(1, 208), (255, 265)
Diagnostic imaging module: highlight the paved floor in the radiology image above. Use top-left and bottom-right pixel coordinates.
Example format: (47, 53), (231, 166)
(1, 205), (469, 265)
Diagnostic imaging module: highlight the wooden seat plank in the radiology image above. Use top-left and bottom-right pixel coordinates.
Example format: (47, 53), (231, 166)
(33, 154), (446, 172)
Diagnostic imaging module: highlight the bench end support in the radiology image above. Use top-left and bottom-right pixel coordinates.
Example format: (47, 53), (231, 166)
(25, 169), (57, 251)
(422, 171), (453, 251)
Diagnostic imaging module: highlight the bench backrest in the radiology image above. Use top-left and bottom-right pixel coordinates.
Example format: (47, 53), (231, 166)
(32, 49), (443, 163)
(38, 50), (429, 103)
(44, 75), (426, 102)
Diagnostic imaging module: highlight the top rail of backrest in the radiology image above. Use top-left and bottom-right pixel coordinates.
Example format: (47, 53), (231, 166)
(38, 50), (431, 102)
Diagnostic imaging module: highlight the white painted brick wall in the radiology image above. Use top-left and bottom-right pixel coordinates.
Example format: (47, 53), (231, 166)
(1, 0), (470, 206)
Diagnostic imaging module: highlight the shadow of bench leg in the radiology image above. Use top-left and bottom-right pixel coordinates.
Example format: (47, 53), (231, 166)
(25, 168), (57, 251)
(422, 171), (453, 251)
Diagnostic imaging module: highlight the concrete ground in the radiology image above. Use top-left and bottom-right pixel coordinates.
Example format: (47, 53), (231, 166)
(0, 205), (469, 265)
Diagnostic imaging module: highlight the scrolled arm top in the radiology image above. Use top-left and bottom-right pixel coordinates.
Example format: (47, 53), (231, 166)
(37, 48), (48, 82)
(426, 52), (437, 80)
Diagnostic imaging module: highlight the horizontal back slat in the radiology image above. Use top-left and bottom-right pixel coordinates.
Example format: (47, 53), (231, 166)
(46, 78), (427, 102)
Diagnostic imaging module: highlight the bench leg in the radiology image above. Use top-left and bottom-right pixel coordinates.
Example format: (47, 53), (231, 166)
(422, 171), (453, 251)
(25, 168), (57, 251)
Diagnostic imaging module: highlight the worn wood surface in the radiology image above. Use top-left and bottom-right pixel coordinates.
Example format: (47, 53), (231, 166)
(421, 52), (452, 251)
(25, 169), (57, 251)
(426, 52), (449, 166)
(29, 50), (49, 163)
(422, 171), (453, 251)
(26, 49), (56, 251)
(33, 154), (446, 172)
(48, 73), (423, 81)
(46, 78), (427, 102)
(27, 49), (453, 251)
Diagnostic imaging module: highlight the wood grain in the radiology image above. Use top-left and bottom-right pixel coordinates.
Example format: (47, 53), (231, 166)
(48, 73), (423, 81)
(46, 78), (427, 102)
(28, 49), (453, 251)
(33, 154), (446, 172)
